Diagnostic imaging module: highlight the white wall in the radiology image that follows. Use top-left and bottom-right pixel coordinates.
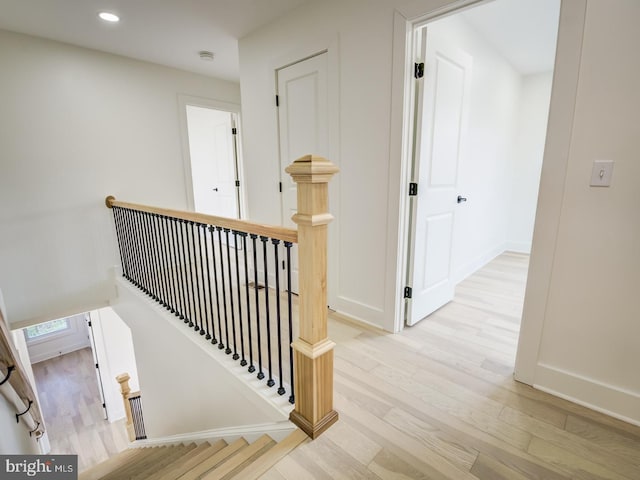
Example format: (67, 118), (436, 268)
(0, 29), (240, 328)
(507, 72), (553, 253)
(89, 307), (140, 423)
(111, 280), (288, 438)
(26, 314), (91, 364)
(517, 0), (640, 424)
(0, 393), (41, 454)
(239, 0), (411, 329)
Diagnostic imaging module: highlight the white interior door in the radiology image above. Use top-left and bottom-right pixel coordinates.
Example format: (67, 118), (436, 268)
(407, 28), (472, 326)
(186, 106), (239, 218)
(277, 52), (329, 292)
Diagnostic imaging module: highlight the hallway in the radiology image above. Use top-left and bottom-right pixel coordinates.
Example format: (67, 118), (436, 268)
(263, 252), (640, 479)
(32, 348), (128, 471)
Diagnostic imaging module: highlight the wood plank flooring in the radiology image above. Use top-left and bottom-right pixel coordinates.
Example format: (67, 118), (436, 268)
(32, 347), (129, 471)
(262, 252), (640, 479)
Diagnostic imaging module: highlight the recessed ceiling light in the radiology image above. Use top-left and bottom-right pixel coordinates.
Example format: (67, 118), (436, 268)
(98, 12), (120, 23)
(199, 51), (215, 61)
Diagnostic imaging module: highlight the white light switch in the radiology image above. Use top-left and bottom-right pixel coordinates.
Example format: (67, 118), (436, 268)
(590, 160), (614, 187)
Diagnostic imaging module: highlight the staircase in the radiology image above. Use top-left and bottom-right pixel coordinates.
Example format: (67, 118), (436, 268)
(79, 429), (307, 480)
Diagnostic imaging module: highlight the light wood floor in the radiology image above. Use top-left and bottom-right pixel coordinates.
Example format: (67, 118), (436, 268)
(32, 348), (129, 472)
(262, 252), (640, 479)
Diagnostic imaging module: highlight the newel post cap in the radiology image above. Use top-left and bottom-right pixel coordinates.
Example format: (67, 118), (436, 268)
(105, 195), (116, 208)
(285, 155), (339, 183)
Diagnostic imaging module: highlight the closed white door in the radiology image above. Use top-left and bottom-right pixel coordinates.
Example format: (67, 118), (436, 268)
(407, 28), (472, 326)
(186, 106), (239, 218)
(277, 52), (329, 292)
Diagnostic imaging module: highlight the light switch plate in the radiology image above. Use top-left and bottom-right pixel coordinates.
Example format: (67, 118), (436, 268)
(590, 160), (614, 187)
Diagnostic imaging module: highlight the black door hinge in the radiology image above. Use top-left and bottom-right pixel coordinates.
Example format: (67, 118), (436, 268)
(235, 180), (240, 187)
(409, 182), (418, 196)
(87, 320), (92, 327)
(231, 127), (237, 135)
(279, 181), (283, 193)
(404, 286), (413, 299)
(102, 403), (106, 409)
(275, 95), (280, 107)
(95, 363), (99, 369)
(414, 62), (424, 79)
(282, 260), (285, 270)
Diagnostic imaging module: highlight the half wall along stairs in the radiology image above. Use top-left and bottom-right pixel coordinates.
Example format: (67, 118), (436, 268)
(104, 155), (339, 442)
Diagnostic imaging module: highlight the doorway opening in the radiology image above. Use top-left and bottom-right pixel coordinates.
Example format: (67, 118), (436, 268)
(403, 0), (561, 329)
(179, 96), (244, 219)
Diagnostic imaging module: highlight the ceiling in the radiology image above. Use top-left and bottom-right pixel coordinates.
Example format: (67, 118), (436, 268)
(0, 0), (311, 82)
(0, 0), (560, 82)
(461, 0), (561, 75)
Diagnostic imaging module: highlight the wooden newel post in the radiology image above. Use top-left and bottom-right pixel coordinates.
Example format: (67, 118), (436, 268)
(285, 154), (339, 439)
(116, 373), (135, 442)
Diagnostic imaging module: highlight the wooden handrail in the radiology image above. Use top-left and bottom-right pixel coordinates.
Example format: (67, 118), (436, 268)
(0, 308), (45, 437)
(105, 197), (298, 244)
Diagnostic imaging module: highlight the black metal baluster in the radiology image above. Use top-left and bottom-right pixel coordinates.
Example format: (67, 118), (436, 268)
(189, 222), (202, 333)
(242, 233), (254, 372)
(151, 213), (167, 307)
(143, 212), (158, 300)
(137, 211), (152, 296)
(160, 216), (176, 314)
(179, 220), (192, 325)
(123, 209), (140, 288)
(172, 218), (186, 320)
(208, 227), (222, 347)
(225, 229), (238, 360)
(285, 241), (295, 404)
(196, 223), (211, 340)
(217, 227), (230, 353)
(203, 224), (214, 342)
(234, 231), (246, 366)
(167, 216), (181, 316)
(273, 239), (285, 395)
(157, 214), (171, 310)
(186, 222), (199, 330)
(117, 207), (133, 282)
(261, 236), (275, 388)
(251, 234), (261, 377)
(195, 223), (207, 335)
(111, 207), (127, 278)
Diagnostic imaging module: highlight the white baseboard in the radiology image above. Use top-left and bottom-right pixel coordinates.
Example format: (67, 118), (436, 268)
(504, 241), (532, 254)
(131, 420), (297, 447)
(535, 363), (640, 427)
(454, 244), (506, 284)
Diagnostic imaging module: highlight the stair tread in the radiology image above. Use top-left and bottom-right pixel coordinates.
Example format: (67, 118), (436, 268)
(201, 435), (276, 480)
(79, 448), (142, 480)
(176, 438), (248, 480)
(230, 429), (308, 480)
(151, 440), (227, 480)
(101, 446), (175, 480)
(132, 443), (197, 479)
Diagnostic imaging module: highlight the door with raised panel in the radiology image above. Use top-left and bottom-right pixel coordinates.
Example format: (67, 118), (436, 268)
(276, 52), (329, 293)
(407, 28), (472, 326)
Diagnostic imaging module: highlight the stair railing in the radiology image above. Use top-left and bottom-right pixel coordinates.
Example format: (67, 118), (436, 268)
(116, 372), (147, 441)
(0, 305), (45, 440)
(107, 155), (338, 439)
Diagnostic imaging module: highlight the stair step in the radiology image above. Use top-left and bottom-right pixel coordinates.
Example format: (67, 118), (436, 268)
(201, 435), (276, 480)
(152, 440), (227, 480)
(79, 448), (144, 480)
(176, 438), (248, 480)
(101, 446), (173, 480)
(132, 443), (197, 479)
(230, 429), (308, 480)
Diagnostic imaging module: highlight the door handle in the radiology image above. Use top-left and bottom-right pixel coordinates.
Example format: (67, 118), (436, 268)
(457, 195), (467, 203)
(212, 187), (219, 192)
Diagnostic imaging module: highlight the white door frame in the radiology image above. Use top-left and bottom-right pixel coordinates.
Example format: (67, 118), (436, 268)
(178, 95), (245, 218)
(392, 0), (587, 386)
